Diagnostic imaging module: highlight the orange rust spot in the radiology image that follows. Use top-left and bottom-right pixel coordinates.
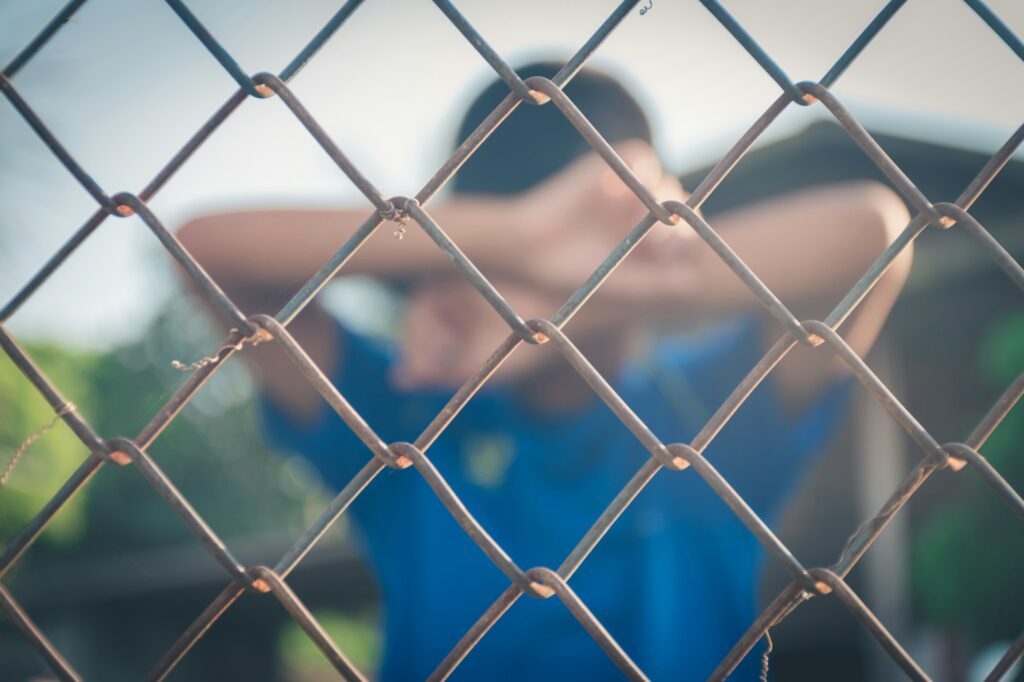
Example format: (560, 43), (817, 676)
(254, 83), (274, 98)
(527, 89), (550, 105)
(115, 204), (135, 217)
(814, 580), (833, 595)
(801, 93), (818, 105)
(670, 455), (690, 471)
(530, 581), (555, 599)
(947, 456), (968, 472)
(665, 444), (694, 471)
(251, 578), (271, 593)
(807, 333), (825, 347)
(531, 331), (550, 345)
(938, 216), (956, 229)
(110, 450), (132, 465)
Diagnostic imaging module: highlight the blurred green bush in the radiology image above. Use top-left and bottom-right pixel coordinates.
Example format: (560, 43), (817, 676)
(1, 297), (328, 572)
(912, 312), (1024, 645)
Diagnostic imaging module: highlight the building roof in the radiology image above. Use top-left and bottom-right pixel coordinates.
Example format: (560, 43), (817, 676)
(682, 121), (1024, 291)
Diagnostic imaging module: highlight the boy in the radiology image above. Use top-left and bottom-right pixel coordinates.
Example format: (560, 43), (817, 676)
(178, 62), (912, 680)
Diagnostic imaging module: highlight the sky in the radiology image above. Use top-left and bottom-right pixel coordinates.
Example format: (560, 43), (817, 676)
(1, 0), (1022, 348)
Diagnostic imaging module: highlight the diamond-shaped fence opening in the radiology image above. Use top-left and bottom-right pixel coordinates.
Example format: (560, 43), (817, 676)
(1, 1), (1023, 681)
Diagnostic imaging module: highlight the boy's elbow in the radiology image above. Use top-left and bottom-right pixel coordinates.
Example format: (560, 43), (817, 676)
(176, 214), (232, 276)
(855, 181), (914, 285)
(175, 214), (237, 291)
(176, 215), (210, 257)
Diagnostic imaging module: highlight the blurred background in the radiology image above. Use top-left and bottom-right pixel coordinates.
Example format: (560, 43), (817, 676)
(1, 0), (1022, 680)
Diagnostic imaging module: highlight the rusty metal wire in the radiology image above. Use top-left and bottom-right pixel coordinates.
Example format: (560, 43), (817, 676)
(1, 1), (1022, 680)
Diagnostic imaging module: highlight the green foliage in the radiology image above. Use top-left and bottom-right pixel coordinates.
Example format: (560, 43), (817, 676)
(911, 312), (1024, 644)
(278, 609), (381, 679)
(0, 343), (97, 544)
(1, 299), (329, 570)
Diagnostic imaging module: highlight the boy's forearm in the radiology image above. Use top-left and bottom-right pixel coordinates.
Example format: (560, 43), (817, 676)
(176, 197), (528, 295)
(684, 181), (909, 322)
(557, 182), (910, 337)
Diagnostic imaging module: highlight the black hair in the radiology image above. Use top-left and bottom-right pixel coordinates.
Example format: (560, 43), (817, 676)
(451, 60), (653, 196)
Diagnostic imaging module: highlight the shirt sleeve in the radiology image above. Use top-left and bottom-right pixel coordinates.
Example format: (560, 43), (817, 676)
(259, 318), (404, 491)
(657, 314), (853, 522)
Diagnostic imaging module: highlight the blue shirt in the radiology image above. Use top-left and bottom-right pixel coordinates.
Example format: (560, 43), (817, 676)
(262, 314), (850, 680)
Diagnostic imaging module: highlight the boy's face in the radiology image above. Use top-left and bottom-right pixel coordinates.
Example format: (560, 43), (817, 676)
(387, 140), (686, 403)
(391, 276), (629, 405)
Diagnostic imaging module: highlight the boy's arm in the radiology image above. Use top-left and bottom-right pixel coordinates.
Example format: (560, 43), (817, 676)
(176, 199), (527, 292)
(680, 181), (913, 414)
(545, 180), (913, 414)
(394, 181), (913, 416)
(174, 141), (663, 295)
(174, 196), (531, 425)
(175, 142), (669, 424)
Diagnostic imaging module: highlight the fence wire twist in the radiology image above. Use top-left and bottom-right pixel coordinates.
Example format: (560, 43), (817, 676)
(1, 1), (1023, 680)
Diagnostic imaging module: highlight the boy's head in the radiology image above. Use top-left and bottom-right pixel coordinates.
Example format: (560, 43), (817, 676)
(452, 60), (654, 195)
(395, 61), (667, 401)
(392, 62), (659, 402)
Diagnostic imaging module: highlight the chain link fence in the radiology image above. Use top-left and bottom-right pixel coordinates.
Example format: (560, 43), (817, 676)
(1, 0), (1023, 680)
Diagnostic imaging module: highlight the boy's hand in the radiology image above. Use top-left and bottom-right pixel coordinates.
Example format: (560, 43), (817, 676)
(391, 277), (561, 390)
(514, 139), (698, 301)
(390, 142), (706, 391)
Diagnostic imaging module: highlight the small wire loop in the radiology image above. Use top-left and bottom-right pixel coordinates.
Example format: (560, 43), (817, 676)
(384, 442), (416, 470)
(1, 402), (76, 488)
(377, 201), (400, 222)
(170, 327), (271, 373)
(523, 568), (558, 599)
(760, 630), (773, 682)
